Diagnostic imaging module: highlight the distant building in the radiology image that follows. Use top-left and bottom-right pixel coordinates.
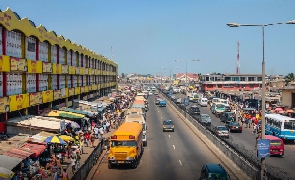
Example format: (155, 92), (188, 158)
(176, 73), (199, 83)
(280, 86), (295, 108)
(200, 73), (285, 92)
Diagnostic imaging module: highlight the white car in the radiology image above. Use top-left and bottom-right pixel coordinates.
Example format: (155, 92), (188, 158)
(149, 91), (153, 95)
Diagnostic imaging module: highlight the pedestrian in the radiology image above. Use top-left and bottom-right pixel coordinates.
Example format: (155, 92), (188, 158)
(62, 168), (69, 180)
(93, 126), (99, 139)
(70, 155), (76, 174)
(253, 124), (257, 134)
(90, 133), (95, 148)
(84, 131), (90, 147)
(99, 126), (104, 139)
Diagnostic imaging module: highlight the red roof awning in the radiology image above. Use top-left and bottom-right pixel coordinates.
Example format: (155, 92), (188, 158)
(3, 148), (33, 160)
(22, 143), (46, 158)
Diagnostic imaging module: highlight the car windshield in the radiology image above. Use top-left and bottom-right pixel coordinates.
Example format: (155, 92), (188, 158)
(270, 140), (282, 146)
(111, 140), (137, 147)
(191, 107), (199, 111)
(216, 104), (225, 108)
(202, 114), (210, 119)
(217, 127), (227, 131)
(231, 122), (240, 126)
(163, 120), (173, 125)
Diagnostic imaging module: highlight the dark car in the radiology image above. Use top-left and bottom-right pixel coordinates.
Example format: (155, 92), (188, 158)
(189, 105), (200, 115)
(200, 163), (231, 180)
(220, 112), (236, 124)
(226, 121), (242, 133)
(162, 119), (175, 132)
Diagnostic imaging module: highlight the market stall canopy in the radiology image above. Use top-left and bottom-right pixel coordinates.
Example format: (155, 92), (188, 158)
(66, 121), (80, 129)
(59, 107), (93, 117)
(0, 155), (22, 170)
(28, 131), (57, 144)
(46, 110), (85, 119)
(59, 135), (74, 141)
(22, 143), (46, 158)
(3, 148), (33, 160)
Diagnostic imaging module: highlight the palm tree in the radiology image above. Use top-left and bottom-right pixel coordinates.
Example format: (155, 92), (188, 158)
(284, 73), (295, 85)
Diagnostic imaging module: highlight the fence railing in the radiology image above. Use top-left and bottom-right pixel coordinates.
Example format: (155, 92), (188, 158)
(71, 139), (104, 180)
(159, 88), (295, 180)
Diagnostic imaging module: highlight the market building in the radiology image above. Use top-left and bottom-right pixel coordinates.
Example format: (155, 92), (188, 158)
(280, 86), (295, 108)
(0, 8), (118, 132)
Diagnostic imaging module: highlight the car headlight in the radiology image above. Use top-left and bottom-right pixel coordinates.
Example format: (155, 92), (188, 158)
(109, 156), (116, 160)
(126, 157), (135, 160)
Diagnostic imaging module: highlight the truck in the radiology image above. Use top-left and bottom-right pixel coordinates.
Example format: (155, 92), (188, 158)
(158, 100), (167, 107)
(125, 113), (147, 146)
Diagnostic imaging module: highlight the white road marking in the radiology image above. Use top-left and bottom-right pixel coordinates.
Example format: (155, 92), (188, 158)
(173, 145), (175, 149)
(158, 111), (160, 112)
(161, 117), (162, 119)
(169, 135), (170, 138)
(179, 160), (182, 166)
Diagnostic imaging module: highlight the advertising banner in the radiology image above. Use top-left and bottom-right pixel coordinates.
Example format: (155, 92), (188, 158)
(54, 90), (62, 100)
(10, 57), (27, 71)
(0, 96), (10, 113)
(9, 94), (29, 112)
(257, 139), (270, 158)
(42, 62), (52, 73)
(42, 90), (53, 103)
(27, 60), (42, 73)
(62, 65), (68, 74)
(0, 55), (11, 72)
(74, 87), (80, 95)
(29, 92), (42, 106)
(76, 67), (80, 74)
(68, 88), (75, 97)
(80, 86), (85, 94)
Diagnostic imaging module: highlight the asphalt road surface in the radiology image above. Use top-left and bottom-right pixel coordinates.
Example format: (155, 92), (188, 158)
(90, 94), (240, 180)
(174, 92), (295, 177)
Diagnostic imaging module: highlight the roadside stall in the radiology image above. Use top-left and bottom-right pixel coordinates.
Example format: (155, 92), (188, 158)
(0, 155), (22, 179)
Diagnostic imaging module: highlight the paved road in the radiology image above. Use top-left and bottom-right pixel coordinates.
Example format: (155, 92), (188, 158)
(89, 95), (240, 180)
(174, 92), (295, 177)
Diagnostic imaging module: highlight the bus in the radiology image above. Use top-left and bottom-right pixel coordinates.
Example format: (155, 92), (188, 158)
(125, 113), (147, 146)
(265, 114), (295, 141)
(108, 122), (143, 169)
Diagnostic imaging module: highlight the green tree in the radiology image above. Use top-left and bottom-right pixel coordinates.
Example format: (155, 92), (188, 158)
(284, 73), (295, 85)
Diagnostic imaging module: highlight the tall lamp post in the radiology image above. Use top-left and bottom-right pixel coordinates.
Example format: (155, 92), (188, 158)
(175, 59), (200, 93)
(227, 20), (294, 180)
(163, 67), (177, 84)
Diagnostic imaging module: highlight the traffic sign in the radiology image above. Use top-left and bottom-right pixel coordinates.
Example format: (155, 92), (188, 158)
(184, 98), (189, 106)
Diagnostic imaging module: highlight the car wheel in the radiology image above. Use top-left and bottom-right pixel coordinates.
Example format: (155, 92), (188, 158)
(172, 129), (174, 132)
(108, 163), (113, 169)
(240, 130), (242, 133)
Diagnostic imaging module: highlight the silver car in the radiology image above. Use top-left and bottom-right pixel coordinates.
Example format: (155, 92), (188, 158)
(214, 126), (229, 138)
(200, 114), (211, 126)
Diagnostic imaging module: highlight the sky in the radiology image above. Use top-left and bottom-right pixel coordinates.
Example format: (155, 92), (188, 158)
(1, 0), (295, 76)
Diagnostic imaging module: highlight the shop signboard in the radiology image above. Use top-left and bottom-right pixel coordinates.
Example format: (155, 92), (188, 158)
(42, 90), (53, 103)
(80, 86), (85, 94)
(54, 90), (62, 100)
(10, 57), (27, 72)
(88, 69), (92, 75)
(0, 55), (11, 72)
(92, 84), (97, 91)
(85, 86), (89, 93)
(76, 67), (80, 74)
(68, 88), (75, 97)
(257, 139), (270, 158)
(29, 92), (42, 106)
(74, 87), (80, 95)
(9, 94), (29, 112)
(0, 96), (10, 113)
(61, 88), (68, 98)
(62, 65), (68, 74)
(42, 62), (52, 73)
(27, 60), (42, 73)
(52, 63), (62, 74)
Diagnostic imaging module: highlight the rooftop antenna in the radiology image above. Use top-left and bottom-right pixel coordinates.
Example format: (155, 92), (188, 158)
(236, 41), (240, 74)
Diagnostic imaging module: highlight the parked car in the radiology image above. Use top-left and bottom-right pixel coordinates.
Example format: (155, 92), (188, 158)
(199, 163), (231, 180)
(154, 91), (159, 95)
(189, 105), (200, 115)
(162, 119), (175, 132)
(200, 114), (211, 126)
(226, 121), (242, 133)
(176, 97), (182, 104)
(214, 126), (230, 138)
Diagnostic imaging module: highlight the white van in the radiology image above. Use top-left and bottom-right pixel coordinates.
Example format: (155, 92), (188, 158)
(200, 98), (208, 107)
